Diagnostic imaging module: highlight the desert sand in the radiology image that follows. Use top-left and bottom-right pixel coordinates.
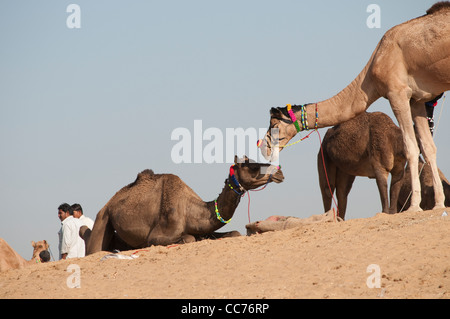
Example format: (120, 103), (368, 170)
(0, 208), (449, 299)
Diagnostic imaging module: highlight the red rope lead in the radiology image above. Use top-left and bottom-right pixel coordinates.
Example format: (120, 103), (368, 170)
(316, 130), (339, 221)
(248, 129), (339, 224)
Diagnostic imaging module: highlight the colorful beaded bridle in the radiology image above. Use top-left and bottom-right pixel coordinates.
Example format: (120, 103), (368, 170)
(214, 164), (280, 224)
(258, 103), (319, 151)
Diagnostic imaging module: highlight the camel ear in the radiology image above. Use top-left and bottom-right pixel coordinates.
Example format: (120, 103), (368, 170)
(234, 155), (246, 165)
(31, 241), (36, 248)
(270, 107), (281, 116)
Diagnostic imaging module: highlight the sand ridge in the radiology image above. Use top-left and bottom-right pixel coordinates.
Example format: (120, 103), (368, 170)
(0, 208), (449, 299)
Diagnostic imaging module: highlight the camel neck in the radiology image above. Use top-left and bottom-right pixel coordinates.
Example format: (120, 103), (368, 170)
(208, 176), (243, 228)
(300, 54), (380, 129)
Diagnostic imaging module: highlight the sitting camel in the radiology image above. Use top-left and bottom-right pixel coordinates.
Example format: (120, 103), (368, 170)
(246, 209), (342, 235)
(84, 156), (284, 254)
(318, 111), (406, 219)
(0, 239), (50, 272)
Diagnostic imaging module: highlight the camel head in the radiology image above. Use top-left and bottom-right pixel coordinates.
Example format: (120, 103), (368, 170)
(31, 240), (50, 262)
(258, 105), (303, 160)
(232, 155), (284, 191)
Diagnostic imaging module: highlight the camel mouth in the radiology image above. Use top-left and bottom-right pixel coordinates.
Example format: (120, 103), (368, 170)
(260, 165), (284, 184)
(258, 138), (272, 160)
(258, 138), (281, 162)
(270, 170), (284, 183)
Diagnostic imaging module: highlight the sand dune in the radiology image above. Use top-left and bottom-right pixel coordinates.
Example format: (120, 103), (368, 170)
(1, 208), (449, 299)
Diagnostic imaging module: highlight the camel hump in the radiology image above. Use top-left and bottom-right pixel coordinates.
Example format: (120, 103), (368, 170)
(139, 169), (154, 177)
(135, 169), (155, 182)
(427, 1), (450, 15)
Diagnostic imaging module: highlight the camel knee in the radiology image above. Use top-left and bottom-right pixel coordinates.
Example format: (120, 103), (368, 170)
(404, 142), (420, 162)
(421, 143), (437, 163)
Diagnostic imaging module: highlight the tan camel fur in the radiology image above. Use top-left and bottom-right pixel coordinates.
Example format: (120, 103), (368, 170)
(260, 2), (450, 213)
(0, 239), (49, 272)
(85, 156), (284, 254)
(318, 112), (406, 219)
(246, 209), (342, 235)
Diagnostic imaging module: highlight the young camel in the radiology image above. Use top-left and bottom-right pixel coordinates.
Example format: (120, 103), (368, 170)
(317, 112), (406, 220)
(85, 156), (284, 254)
(259, 2), (450, 213)
(0, 239), (50, 272)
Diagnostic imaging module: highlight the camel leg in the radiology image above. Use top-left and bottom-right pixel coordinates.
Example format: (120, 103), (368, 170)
(388, 91), (422, 212)
(86, 207), (114, 255)
(209, 231), (241, 238)
(373, 167), (390, 213)
(177, 234), (196, 244)
(335, 170), (355, 220)
(411, 101), (445, 209)
(389, 163), (405, 214)
(317, 150), (336, 213)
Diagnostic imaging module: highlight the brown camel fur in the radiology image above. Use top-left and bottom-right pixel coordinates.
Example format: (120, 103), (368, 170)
(318, 112), (406, 219)
(398, 159), (450, 211)
(0, 239), (50, 272)
(260, 2), (450, 214)
(85, 156), (284, 254)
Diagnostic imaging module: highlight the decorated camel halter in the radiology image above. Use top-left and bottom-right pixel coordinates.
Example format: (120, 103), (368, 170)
(258, 103), (319, 150)
(425, 93), (444, 136)
(228, 164), (246, 195)
(214, 199), (231, 224)
(215, 164), (281, 224)
(287, 103), (319, 132)
(214, 164), (245, 224)
(257, 103), (319, 150)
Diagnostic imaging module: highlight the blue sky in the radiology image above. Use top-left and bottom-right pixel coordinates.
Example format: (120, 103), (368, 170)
(1, 0), (447, 259)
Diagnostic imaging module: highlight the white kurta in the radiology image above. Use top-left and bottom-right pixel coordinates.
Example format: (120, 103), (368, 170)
(58, 216), (85, 259)
(78, 214), (94, 230)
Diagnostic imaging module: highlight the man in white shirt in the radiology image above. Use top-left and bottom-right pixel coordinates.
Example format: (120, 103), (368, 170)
(70, 203), (95, 253)
(71, 203), (94, 230)
(57, 203), (85, 259)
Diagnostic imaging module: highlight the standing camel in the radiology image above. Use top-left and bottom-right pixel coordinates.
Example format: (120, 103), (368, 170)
(85, 156), (284, 254)
(318, 112), (406, 219)
(259, 2), (450, 213)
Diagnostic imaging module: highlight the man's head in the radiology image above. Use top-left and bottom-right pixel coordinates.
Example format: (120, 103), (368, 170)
(58, 203), (71, 221)
(39, 250), (51, 262)
(70, 203), (83, 219)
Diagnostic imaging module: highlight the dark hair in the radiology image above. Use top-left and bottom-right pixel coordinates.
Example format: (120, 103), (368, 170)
(70, 203), (83, 215)
(39, 250), (51, 262)
(58, 203), (71, 213)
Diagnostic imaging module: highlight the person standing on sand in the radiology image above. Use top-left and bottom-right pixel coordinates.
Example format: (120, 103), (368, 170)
(57, 203), (85, 259)
(71, 203), (94, 230)
(71, 203), (94, 252)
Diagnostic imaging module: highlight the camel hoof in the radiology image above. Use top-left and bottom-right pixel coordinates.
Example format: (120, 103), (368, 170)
(432, 204), (446, 210)
(404, 206), (423, 213)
